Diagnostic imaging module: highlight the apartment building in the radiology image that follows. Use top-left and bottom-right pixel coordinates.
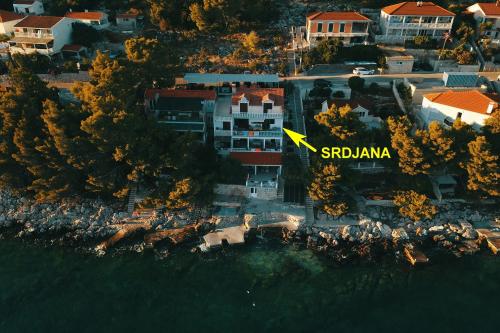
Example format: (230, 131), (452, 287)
(467, 2), (500, 45)
(213, 87), (284, 195)
(13, 0), (44, 15)
(0, 10), (24, 36)
(65, 10), (110, 30)
(420, 90), (498, 130)
(144, 89), (216, 142)
(379, 1), (455, 43)
(306, 11), (371, 46)
(9, 16), (73, 56)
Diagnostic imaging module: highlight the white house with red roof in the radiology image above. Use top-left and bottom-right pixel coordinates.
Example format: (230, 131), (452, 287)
(379, 1), (455, 43)
(13, 0), (44, 15)
(467, 2), (500, 45)
(305, 11), (371, 46)
(65, 10), (110, 30)
(0, 10), (24, 36)
(144, 88), (217, 142)
(116, 13), (139, 31)
(9, 15), (73, 56)
(213, 87), (284, 195)
(420, 90), (498, 129)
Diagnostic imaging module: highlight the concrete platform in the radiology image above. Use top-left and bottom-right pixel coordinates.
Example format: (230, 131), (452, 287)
(477, 229), (500, 255)
(203, 225), (248, 249)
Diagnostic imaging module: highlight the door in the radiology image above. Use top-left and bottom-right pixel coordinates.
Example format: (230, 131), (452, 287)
(250, 187), (257, 198)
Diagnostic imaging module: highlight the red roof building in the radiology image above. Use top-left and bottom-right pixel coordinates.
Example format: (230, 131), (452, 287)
(0, 10), (24, 23)
(306, 11), (371, 46)
(231, 87), (284, 107)
(230, 152), (282, 166)
(379, 2), (455, 43)
(467, 3), (500, 43)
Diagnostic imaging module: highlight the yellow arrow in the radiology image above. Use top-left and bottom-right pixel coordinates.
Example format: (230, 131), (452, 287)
(283, 128), (317, 153)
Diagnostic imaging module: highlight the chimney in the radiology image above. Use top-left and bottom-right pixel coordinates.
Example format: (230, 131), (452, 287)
(417, 1), (423, 7)
(85, 9), (88, 12)
(497, 0), (500, 8)
(487, 101), (496, 114)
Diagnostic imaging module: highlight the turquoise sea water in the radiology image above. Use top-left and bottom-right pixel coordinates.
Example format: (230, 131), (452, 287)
(0, 239), (499, 333)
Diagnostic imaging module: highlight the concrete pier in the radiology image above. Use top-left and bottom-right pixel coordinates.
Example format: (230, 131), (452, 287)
(477, 229), (500, 255)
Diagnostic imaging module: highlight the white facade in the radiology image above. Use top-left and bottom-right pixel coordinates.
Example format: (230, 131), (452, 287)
(379, 4), (454, 43)
(0, 13), (24, 35)
(9, 17), (74, 56)
(213, 88), (284, 193)
(420, 96), (493, 130)
(66, 12), (110, 30)
(116, 15), (138, 31)
(13, 1), (44, 15)
(467, 3), (500, 45)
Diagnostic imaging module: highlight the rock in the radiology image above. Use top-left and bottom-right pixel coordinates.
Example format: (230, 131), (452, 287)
(429, 226), (444, 232)
(448, 224), (461, 233)
(376, 222), (392, 239)
(391, 228), (409, 242)
(461, 228), (478, 240)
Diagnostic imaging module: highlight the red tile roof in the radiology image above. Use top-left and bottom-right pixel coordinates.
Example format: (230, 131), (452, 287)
(62, 44), (85, 52)
(424, 90), (500, 115)
(15, 16), (64, 28)
(14, 1), (37, 4)
(329, 97), (374, 111)
(116, 13), (138, 19)
(144, 89), (216, 101)
(0, 10), (24, 23)
(65, 11), (105, 20)
(232, 88), (285, 107)
(475, 3), (500, 16)
(307, 11), (370, 21)
(382, 2), (455, 16)
(230, 152), (282, 166)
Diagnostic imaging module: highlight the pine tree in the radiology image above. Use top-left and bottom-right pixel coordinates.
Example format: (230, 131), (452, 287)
(466, 136), (499, 197)
(416, 121), (455, 171)
(387, 116), (431, 175)
(308, 163), (348, 217)
(0, 67), (55, 191)
(393, 190), (438, 222)
(314, 103), (367, 145)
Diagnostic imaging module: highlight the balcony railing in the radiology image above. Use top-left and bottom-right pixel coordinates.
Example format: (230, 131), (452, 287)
(232, 130), (282, 137)
(15, 32), (53, 38)
(387, 22), (452, 29)
(214, 129), (232, 136)
(232, 112), (282, 119)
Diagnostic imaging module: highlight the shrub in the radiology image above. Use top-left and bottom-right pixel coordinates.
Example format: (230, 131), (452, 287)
(332, 90), (345, 98)
(393, 190), (438, 222)
(72, 22), (101, 47)
(348, 76), (365, 91)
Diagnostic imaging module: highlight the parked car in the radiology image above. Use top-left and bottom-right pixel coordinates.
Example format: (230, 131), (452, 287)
(313, 78), (332, 88)
(353, 67), (375, 75)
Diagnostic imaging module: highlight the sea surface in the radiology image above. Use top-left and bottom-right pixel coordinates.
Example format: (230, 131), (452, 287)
(0, 239), (499, 333)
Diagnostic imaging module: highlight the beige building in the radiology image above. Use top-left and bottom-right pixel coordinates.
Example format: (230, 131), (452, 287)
(385, 55), (415, 73)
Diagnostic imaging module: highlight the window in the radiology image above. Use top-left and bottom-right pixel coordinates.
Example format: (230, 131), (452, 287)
(263, 102), (273, 113)
(328, 23), (334, 32)
(240, 102), (248, 113)
(317, 23), (323, 32)
(457, 112), (462, 119)
(250, 188), (257, 194)
(223, 121), (230, 130)
(25, 8), (29, 14)
(339, 23), (345, 33)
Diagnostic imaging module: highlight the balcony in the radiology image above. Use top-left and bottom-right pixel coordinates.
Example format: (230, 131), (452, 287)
(232, 130), (282, 138)
(232, 111), (282, 119)
(15, 32), (53, 38)
(214, 129), (232, 136)
(387, 22), (452, 29)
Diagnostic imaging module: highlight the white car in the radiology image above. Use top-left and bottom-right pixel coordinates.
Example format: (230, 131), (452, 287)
(353, 67), (375, 75)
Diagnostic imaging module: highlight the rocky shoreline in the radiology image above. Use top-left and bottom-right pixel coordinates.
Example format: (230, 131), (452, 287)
(1, 190), (499, 262)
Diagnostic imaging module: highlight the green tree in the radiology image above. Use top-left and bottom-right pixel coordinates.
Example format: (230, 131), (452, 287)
(72, 22), (101, 47)
(308, 163), (348, 217)
(314, 103), (367, 145)
(125, 37), (178, 87)
(393, 190), (438, 222)
(242, 31), (260, 53)
(348, 76), (365, 91)
(166, 178), (200, 210)
(466, 136), (499, 197)
(387, 116), (431, 175)
(416, 121), (455, 171)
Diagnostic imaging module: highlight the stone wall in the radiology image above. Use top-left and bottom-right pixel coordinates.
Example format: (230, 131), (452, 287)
(214, 184), (277, 200)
